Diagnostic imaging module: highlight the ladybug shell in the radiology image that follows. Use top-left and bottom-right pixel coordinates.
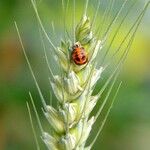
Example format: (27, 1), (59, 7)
(71, 44), (88, 65)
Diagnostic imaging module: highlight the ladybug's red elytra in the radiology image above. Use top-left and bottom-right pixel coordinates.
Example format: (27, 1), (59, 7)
(71, 42), (88, 65)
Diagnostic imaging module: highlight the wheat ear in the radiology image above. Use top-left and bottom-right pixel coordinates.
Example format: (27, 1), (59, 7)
(15, 0), (150, 149)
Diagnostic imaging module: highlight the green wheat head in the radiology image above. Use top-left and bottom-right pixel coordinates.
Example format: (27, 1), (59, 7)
(15, 0), (149, 149)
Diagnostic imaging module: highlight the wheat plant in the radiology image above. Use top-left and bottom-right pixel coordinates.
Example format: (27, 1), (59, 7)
(15, 0), (149, 149)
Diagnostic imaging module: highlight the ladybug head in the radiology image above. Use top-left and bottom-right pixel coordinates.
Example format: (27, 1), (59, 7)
(72, 42), (81, 49)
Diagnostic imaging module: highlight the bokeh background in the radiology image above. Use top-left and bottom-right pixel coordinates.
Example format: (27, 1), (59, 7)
(0, 0), (150, 150)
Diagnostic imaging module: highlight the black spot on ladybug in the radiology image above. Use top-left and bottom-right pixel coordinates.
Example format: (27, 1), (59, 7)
(82, 56), (85, 59)
(76, 57), (80, 61)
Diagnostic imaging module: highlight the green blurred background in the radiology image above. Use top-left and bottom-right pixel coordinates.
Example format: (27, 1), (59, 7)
(0, 0), (150, 150)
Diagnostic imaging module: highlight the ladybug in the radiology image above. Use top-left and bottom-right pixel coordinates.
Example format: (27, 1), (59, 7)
(71, 42), (88, 65)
